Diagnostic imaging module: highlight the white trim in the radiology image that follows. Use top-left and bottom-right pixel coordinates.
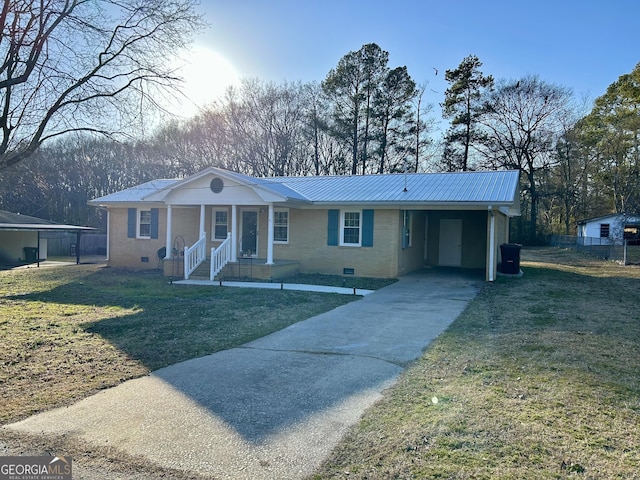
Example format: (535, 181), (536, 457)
(273, 208), (289, 244)
(199, 204), (205, 236)
(340, 209), (362, 247)
(137, 208), (151, 239)
(488, 207), (495, 282)
(231, 205), (237, 260)
(106, 210), (110, 261)
(165, 205), (172, 259)
(266, 204), (274, 265)
(212, 208), (229, 241)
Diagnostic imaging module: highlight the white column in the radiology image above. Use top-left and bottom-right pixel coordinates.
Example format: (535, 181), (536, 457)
(266, 203), (274, 265)
(199, 204), (206, 237)
(488, 206), (495, 282)
(165, 205), (172, 259)
(231, 204), (238, 260)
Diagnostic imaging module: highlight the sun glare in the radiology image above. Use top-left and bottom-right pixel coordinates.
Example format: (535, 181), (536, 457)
(174, 46), (240, 118)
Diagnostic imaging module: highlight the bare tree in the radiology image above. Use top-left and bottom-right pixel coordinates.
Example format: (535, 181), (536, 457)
(479, 75), (574, 243)
(0, 0), (203, 169)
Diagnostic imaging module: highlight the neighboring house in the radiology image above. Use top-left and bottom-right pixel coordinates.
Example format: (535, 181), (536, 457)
(88, 167), (521, 281)
(0, 210), (94, 265)
(577, 213), (640, 246)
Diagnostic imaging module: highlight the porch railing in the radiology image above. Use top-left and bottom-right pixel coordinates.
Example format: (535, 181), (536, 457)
(184, 233), (206, 280)
(210, 232), (232, 280)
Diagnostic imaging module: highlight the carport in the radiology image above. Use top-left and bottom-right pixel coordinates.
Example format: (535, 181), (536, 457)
(0, 210), (95, 266)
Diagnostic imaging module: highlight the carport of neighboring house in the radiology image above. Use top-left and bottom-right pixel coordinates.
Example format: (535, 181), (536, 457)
(0, 209), (95, 266)
(88, 167), (521, 282)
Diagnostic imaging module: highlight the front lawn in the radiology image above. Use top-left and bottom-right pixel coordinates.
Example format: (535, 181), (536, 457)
(310, 248), (640, 479)
(0, 265), (357, 425)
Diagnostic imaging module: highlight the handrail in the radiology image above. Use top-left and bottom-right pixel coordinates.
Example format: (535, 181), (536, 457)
(210, 232), (232, 280)
(184, 233), (206, 280)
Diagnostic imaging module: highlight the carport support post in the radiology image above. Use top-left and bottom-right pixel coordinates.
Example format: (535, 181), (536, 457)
(76, 230), (81, 265)
(37, 231), (40, 267)
(487, 206), (495, 281)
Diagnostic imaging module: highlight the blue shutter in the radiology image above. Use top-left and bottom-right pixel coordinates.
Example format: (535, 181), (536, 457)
(150, 208), (159, 239)
(327, 209), (339, 246)
(127, 208), (136, 238)
(362, 209), (374, 247)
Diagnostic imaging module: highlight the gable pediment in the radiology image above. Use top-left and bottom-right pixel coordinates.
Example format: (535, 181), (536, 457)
(144, 169), (287, 205)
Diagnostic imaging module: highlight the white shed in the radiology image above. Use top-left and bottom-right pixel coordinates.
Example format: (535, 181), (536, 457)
(577, 213), (640, 245)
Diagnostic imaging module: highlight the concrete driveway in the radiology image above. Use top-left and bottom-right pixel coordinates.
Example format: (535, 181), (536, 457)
(7, 269), (480, 479)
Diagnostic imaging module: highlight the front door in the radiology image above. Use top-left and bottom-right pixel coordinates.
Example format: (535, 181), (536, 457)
(439, 219), (462, 267)
(241, 210), (258, 257)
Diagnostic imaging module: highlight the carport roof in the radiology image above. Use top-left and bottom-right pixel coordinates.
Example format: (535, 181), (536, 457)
(0, 210), (94, 231)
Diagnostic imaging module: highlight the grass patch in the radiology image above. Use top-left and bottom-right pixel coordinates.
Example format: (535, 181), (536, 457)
(310, 248), (640, 479)
(0, 265), (357, 425)
(277, 272), (397, 290)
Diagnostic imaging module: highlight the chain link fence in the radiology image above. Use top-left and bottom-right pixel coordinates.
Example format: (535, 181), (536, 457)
(549, 235), (640, 265)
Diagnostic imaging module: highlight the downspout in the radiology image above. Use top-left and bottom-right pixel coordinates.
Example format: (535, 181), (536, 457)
(106, 210), (110, 261)
(488, 205), (495, 282)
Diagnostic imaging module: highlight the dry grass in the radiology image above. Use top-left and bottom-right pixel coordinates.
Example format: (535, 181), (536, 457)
(310, 248), (640, 479)
(0, 264), (356, 425)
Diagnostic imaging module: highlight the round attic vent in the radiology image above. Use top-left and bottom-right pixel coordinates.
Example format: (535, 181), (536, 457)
(210, 177), (224, 193)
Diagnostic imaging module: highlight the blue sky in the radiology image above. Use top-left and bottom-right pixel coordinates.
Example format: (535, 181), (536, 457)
(193, 0), (638, 115)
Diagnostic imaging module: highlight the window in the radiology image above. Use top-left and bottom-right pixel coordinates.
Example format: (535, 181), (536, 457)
(327, 209), (373, 247)
(213, 210), (228, 240)
(274, 209), (289, 243)
(138, 209), (151, 238)
(128, 208), (158, 239)
(600, 224), (610, 238)
(341, 211), (361, 246)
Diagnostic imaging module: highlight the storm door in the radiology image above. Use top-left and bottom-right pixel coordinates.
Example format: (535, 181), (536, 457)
(241, 210), (258, 257)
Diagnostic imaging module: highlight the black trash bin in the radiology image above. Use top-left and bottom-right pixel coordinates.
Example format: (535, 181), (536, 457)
(500, 243), (522, 274)
(23, 247), (38, 263)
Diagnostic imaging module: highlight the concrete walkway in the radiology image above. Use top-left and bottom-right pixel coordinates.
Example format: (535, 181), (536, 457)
(176, 278), (375, 296)
(7, 269), (481, 479)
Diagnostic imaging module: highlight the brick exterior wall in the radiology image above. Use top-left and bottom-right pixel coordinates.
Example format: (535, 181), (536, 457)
(107, 207), (168, 269)
(107, 205), (493, 279)
(270, 208), (401, 278)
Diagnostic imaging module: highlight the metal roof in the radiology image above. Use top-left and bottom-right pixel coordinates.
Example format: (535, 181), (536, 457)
(89, 179), (179, 204)
(577, 213), (640, 225)
(265, 170), (520, 204)
(89, 169), (520, 208)
(0, 210), (94, 231)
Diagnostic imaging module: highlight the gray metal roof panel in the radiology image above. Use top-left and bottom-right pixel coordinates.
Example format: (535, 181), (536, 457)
(89, 179), (179, 204)
(264, 170), (519, 204)
(88, 170), (519, 206)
